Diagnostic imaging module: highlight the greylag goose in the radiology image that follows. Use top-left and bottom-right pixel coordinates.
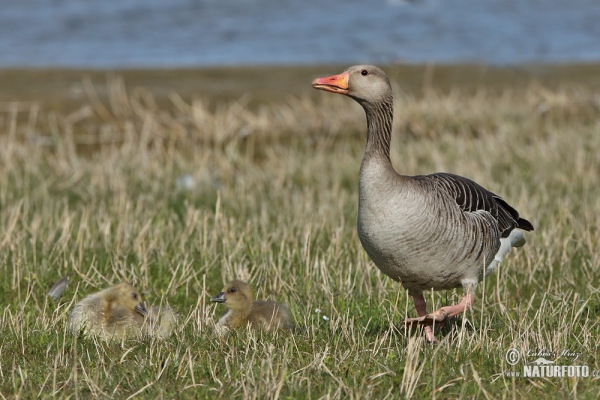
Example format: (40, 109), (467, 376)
(69, 282), (148, 339)
(69, 282), (177, 339)
(211, 280), (293, 335)
(312, 65), (534, 342)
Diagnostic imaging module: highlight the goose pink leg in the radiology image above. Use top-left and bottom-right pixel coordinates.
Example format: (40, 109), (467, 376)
(403, 293), (475, 341)
(409, 293), (437, 342)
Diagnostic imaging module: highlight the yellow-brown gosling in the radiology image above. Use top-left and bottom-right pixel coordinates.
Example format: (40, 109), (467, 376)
(68, 282), (176, 339)
(210, 280), (292, 335)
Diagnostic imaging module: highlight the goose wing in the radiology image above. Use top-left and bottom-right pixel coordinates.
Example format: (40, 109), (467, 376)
(419, 173), (534, 237)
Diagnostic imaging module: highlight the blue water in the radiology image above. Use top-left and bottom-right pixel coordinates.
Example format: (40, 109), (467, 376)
(1, 0), (599, 68)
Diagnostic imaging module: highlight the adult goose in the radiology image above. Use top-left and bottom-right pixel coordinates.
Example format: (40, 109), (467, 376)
(312, 65), (533, 342)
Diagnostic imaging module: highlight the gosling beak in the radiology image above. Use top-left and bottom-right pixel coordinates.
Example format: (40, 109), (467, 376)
(135, 302), (148, 316)
(312, 71), (349, 95)
(211, 292), (226, 303)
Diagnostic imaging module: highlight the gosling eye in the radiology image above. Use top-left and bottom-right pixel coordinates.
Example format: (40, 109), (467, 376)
(361, 69), (369, 76)
(229, 288), (236, 293)
(132, 293), (138, 299)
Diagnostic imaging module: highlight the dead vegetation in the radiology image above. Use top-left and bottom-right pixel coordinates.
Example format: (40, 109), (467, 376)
(0, 69), (599, 398)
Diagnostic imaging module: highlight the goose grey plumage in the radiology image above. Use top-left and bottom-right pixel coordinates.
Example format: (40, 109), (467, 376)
(312, 65), (533, 342)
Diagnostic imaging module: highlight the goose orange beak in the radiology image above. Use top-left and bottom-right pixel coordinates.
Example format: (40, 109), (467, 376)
(312, 71), (349, 94)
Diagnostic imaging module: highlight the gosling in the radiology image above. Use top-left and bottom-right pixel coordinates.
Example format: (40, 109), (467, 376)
(68, 282), (177, 339)
(68, 282), (146, 339)
(211, 280), (292, 335)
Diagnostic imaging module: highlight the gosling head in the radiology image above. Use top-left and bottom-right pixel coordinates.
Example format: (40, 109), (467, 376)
(109, 282), (148, 317)
(210, 280), (254, 311)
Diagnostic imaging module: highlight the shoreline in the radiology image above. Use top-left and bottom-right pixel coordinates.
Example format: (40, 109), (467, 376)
(1, 63), (599, 112)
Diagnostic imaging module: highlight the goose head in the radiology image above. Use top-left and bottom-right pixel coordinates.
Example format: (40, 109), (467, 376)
(312, 65), (392, 106)
(211, 280), (254, 311)
(109, 282), (148, 317)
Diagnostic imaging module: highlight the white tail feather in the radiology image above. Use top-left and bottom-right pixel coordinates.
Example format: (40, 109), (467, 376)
(485, 229), (527, 276)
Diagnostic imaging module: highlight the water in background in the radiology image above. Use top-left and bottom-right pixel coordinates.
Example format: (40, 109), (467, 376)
(1, 0), (599, 68)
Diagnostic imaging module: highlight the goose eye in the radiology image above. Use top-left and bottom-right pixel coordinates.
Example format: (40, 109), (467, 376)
(361, 70), (369, 76)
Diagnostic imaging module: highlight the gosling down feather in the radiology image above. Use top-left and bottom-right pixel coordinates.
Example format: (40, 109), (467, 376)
(68, 282), (177, 339)
(312, 65), (534, 342)
(210, 280), (292, 335)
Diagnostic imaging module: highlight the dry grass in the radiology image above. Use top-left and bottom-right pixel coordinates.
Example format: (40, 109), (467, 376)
(0, 70), (599, 399)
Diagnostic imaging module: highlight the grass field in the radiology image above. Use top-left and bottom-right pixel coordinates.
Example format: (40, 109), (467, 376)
(0, 65), (599, 398)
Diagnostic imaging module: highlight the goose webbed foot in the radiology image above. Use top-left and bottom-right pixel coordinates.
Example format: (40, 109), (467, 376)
(403, 292), (475, 342)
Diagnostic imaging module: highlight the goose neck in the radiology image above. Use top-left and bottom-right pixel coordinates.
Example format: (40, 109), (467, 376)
(362, 98), (393, 162)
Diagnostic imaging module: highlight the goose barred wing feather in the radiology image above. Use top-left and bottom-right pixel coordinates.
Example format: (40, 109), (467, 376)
(423, 173), (534, 237)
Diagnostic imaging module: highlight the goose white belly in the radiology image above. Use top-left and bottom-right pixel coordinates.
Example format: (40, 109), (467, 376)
(357, 165), (499, 291)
